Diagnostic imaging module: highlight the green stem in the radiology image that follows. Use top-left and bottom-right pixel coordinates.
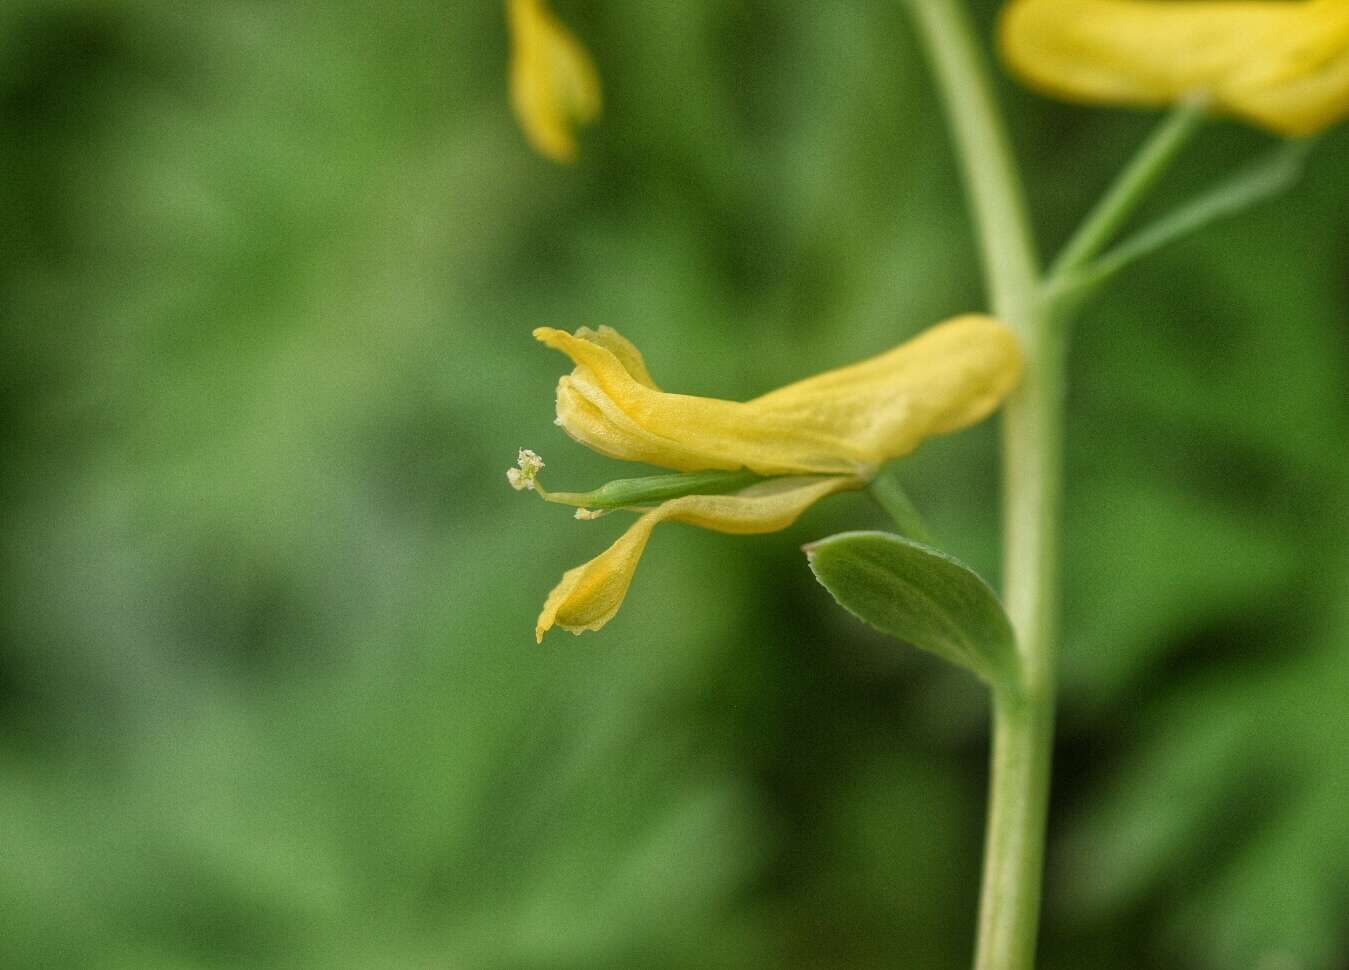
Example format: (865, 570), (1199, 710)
(903, 1), (1058, 968)
(1048, 98), (1208, 282)
(904, 0), (1038, 337)
(1060, 137), (1314, 301)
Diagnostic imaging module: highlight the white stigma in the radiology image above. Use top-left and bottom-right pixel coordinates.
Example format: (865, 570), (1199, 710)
(507, 449), (545, 491)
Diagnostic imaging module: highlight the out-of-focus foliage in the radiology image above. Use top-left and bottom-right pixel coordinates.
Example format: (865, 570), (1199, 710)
(0, 1), (1344, 969)
(1055, 187), (1349, 969)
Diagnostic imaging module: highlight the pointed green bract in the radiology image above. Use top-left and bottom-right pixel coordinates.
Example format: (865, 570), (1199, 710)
(806, 530), (1020, 690)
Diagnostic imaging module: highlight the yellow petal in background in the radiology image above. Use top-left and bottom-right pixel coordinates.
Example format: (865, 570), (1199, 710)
(536, 314), (1023, 477)
(535, 476), (861, 641)
(1000, 0), (1349, 136)
(507, 0), (602, 163)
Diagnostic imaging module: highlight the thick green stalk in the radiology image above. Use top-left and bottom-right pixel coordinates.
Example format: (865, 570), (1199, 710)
(903, 1), (1059, 968)
(903, 0), (1038, 336)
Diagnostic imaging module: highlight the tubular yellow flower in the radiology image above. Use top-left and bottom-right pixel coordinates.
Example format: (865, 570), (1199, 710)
(507, 0), (602, 163)
(523, 315), (1024, 640)
(1000, 0), (1349, 136)
(537, 314), (1024, 477)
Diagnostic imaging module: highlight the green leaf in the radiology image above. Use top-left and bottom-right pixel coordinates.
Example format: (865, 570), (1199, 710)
(805, 530), (1019, 689)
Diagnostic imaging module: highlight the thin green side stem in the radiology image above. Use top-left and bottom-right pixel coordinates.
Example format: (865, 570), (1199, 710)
(903, 1), (1058, 968)
(868, 470), (934, 543)
(1048, 98), (1208, 282)
(1062, 137), (1314, 300)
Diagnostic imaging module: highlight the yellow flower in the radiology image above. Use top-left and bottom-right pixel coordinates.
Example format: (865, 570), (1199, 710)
(1000, 0), (1349, 136)
(524, 315), (1023, 641)
(536, 314), (1022, 477)
(507, 0), (602, 163)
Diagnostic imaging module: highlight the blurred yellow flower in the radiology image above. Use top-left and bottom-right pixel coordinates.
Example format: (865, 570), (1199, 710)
(526, 315), (1024, 640)
(507, 0), (602, 163)
(1000, 0), (1349, 136)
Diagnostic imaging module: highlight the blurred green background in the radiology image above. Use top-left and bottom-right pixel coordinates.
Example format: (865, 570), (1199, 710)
(3, 1), (1347, 967)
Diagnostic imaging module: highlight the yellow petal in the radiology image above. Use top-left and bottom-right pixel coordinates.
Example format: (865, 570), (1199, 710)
(536, 314), (1023, 477)
(573, 325), (660, 389)
(507, 0), (602, 163)
(1000, 0), (1349, 136)
(535, 476), (861, 641)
